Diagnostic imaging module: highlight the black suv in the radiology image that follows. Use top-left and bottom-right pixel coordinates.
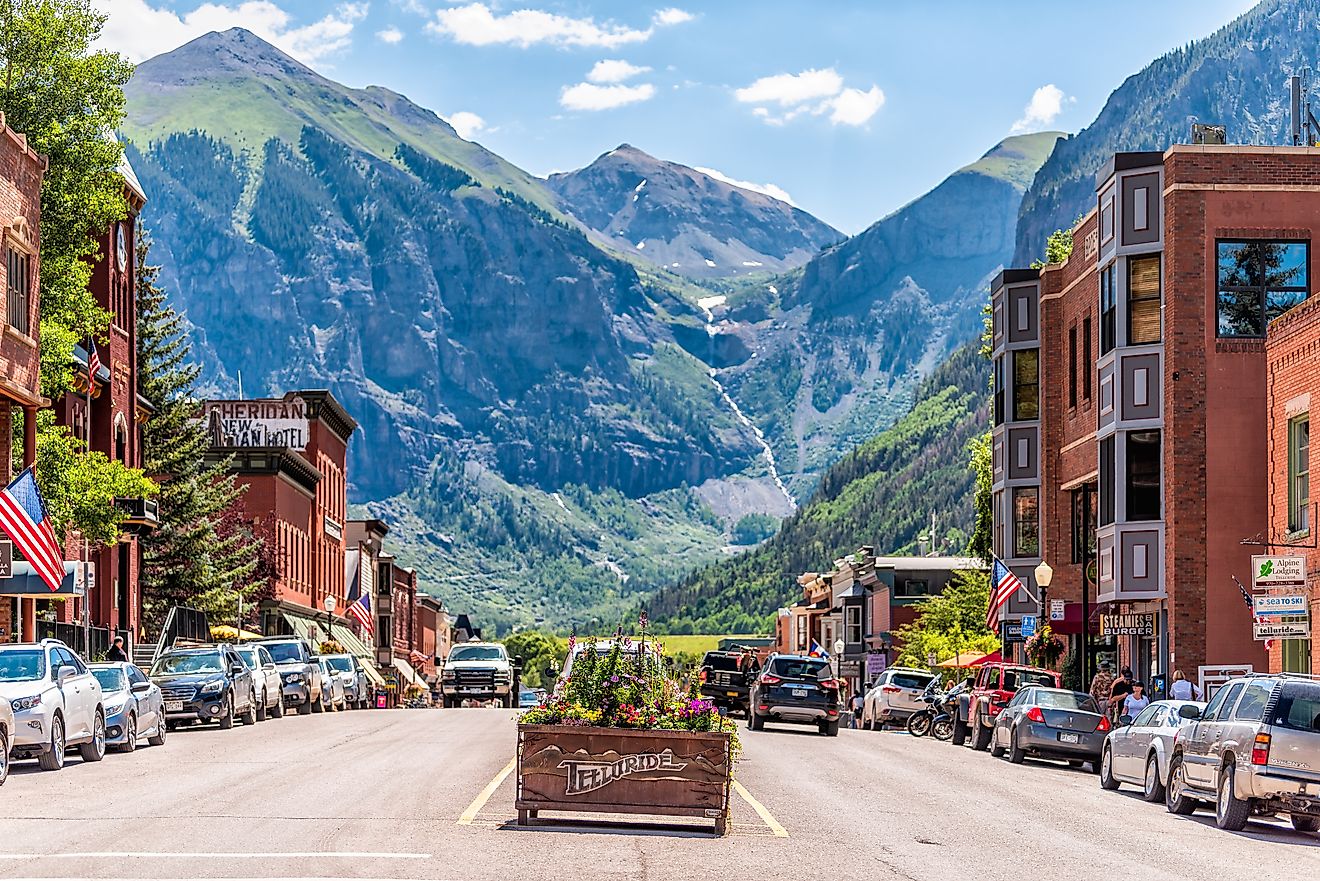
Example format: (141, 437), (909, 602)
(698, 650), (758, 716)
(748, 654), (842, 736)
(150, 644), (256, 730)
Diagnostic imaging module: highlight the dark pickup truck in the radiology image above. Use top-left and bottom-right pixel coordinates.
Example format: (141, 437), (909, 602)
(698, 650), (759, 716)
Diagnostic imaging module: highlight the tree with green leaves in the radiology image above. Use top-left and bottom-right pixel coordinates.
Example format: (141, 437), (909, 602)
(967, 432), (992, 563)
(136, 231), (262, 629)
(893, 570), (999, 668)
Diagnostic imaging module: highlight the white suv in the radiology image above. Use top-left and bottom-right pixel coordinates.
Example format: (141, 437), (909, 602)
(862, 667), (937, 729)
(0, 639), (106, 770)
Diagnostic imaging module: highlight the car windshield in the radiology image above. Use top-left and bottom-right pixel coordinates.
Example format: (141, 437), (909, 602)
(152, 652), (224, 675)
(0, 649), (45, 682)
(326, 657), (354, 673)
(1035, 690), (1098, 711)
(891, 673), (934, 690)
(770, 657), (830, 679)
(1270, 681), (1320, 732)
(91, 668), (127, 692)
(262, 642), (306, 664)
(235, 649), (259, 668)
(449, 646), (505, 662)
(703, 653), (741, 672)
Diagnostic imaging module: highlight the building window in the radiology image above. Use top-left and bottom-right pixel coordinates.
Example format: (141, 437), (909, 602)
(1291, 416), (1310, 533)
(1012, 487), (1039, 558)
(1216, 241), (1309, 337)
(6, 247), (29, 336)
(845, 605), (862, 645)
(1071, 486), (1097, 564)
(794, 615), (807, 652)
(1099, 437), (1116, 526)
(1282, 638), (1312, 674)
(1127, 255), (1161, 344)
(896, 579), (929, 598)
(993, 356), (1005, 426)
(1068, 326), (1078, 408)
(1126, 430), (1162, 522)
(1082, 316), (1093, 401)
(1012, 349), (1039, 421)
(992, 491), (1004, 557)
(1100, 264), (1117, 354)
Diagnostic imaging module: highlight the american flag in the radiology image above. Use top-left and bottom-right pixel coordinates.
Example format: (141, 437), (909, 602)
(1236, 575), (1273, 650)
(409, 649), (430, 666)
(0, 468), (65, 592)
(347, 590), (372, 632)
(87, 338), (101, 385)
(988, 558), (1024, 631)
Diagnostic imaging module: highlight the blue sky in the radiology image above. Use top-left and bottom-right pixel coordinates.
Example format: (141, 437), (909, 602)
(101, 0), (1261, 234)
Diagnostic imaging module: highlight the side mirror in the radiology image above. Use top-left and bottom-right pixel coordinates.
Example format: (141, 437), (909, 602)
(229, 664), (246, 677)
(1118, 714), (1133, 727)
(57, 666), (76, 684)
(1178, 704), (1202, 720)
(131, 681), (152, 694)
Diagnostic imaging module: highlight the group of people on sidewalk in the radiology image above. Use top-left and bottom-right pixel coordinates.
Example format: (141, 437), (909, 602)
(1089, 660), (1203, 721)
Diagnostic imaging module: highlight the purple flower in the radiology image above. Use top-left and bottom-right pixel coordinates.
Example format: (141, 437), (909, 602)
(610, 675), (620, 683)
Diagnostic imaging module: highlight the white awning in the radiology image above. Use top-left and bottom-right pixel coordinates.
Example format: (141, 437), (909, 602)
(392, 657), (421, 686)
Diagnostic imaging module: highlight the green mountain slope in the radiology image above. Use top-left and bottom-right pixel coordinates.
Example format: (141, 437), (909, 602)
(1015, 0), (1313, 263)
(649, 342), (988, 633)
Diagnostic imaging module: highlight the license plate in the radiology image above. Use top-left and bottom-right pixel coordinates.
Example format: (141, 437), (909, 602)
(727, 691), (740, 697)
(1058, 732), (1080, 744)
(792, 689), (808, 698)
(165, 701), (183, 712)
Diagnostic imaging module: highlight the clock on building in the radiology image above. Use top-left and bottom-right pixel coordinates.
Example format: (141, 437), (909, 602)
(115, 222), (128, 272)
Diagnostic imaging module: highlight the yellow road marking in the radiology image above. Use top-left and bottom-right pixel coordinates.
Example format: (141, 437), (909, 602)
(732, 781), (789, 838)
(458, 757), (516, 826)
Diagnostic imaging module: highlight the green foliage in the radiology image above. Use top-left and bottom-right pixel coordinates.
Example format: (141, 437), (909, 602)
(893, 570), (1000, 667)
(0, 0), (132, 400)
(1030, 225), (1075, 269)
(135, 231), (263, 630)
(967, 432), (992, 563)
(395, 143), (477, 192)
(731, 513), (779, 545)
(502, 630), (567, 689)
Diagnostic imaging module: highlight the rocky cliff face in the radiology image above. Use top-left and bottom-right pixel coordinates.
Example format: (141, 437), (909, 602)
(546, 144), (841, 279)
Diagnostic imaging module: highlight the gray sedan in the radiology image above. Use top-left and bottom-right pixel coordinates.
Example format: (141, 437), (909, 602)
(1099, 699), (1205, 801)
(990, 687), (1109, 771)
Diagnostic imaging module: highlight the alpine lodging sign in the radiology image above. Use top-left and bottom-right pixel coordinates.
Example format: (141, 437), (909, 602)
(1251, 555), (1307, 590)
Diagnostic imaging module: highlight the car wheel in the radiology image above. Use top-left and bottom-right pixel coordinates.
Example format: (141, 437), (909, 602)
(1291, 814), (1320, 833)
(272, 695), (285, 718)
(311, 692), (325, 713)
(989, 726), (1005, 758)
(241, 692), (258, 725)
(78, 711), (106, 762)
(1143, 753), (1166, 803)
(819, 720), (839, 737)
(971, 714), (992, 751)
(256, 691), (268, 722)
(1165, 755), (1198, 814)
(297, 699), (312, 716)
(951, 714), (968, 747)
(37, 714), (65, 771)
(218, 696), (235, 730)
(0, 728), (9, 786)
(1007, 727), (1026, 764)
(148, 716), (166, 747)
(748, 711), (764, 731)
(1216, 762), (1252, 831)
(120, 713), (137, 753)
(1099, 746), (1120, 790)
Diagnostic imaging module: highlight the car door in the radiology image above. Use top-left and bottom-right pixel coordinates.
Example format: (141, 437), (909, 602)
(1187, 682), (1241, 787)
(260, 647), (279, 703)
(230, 648), (253, 709)
(1116, 705), (1159, 781)
(54, 648), (92, 738)
(998, 688), (1031, 745)
(128, 665), (159, 733)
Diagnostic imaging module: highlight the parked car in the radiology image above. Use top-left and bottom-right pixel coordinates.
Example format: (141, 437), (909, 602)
(256, 637), (323, 715)
(697, 650), (758, 716)
(89, 662), (167, 752)
(518, 687), (541, 708)
(0, 639), (105, 771)
(1166, 673), (1320, 833)
(958, 661), (1061, 749)
(989, 686), (1108, 770)
(234, 644), (284, 720)
(322, 653), (369, 709)
(317, 658), (346, 711)
(1099, 698), (1205, 801)
(748, 654), (842, 736)
(151, 644), (256, 729)
(443, 641), (516, 707)
(0, 679), (12, 784)
(861, 667), (936, 730)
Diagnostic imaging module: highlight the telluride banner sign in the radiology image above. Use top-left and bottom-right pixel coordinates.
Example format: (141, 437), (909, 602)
(560, 748), (688, 796)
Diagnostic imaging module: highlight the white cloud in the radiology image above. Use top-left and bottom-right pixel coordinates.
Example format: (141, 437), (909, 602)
(694, 167), (798, 207)
(428, 3), (652, 48)
(443, 110), (486, 139)
(377, 26), (404, 44)
(1011, 83), (1073, 134)
(560, 81), (656, 111)
(95, 0), (368, 64)
(653, 8), (694, 26)
(587, 59), (651, 84)
(735, 67), (884, 128)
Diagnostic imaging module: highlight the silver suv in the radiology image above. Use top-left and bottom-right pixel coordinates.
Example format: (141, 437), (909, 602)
(0, 639), (106, 771)
(1166, 673), (1320, 833)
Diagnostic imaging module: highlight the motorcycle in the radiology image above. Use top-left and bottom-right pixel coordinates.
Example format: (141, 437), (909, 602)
(907, 688), (957, 741)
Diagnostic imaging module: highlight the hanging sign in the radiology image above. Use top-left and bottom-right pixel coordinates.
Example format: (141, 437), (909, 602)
(1254, 620), (1311, 640)
(1100, 613), (1156, 637)
(1251, 555), (1307, 590)
(1253, 593), (1309, 616)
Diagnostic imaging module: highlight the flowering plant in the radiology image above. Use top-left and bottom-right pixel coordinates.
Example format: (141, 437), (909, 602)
(520, 617), (740, 754)
(1025, 625), (1065, 668)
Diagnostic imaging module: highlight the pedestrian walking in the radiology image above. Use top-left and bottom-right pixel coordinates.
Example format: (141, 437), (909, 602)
(1123, 681), (1150, 718)
(106, 636), (128, 662)
(850, 683), (866, 729)
(1088, 659), (1115, 717)
(1108, 667), (1134, 721)
(1168, 669), (1202, 701)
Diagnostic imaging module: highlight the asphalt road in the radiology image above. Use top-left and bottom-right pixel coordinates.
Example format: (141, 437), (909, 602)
(0, 707), (1314, 880)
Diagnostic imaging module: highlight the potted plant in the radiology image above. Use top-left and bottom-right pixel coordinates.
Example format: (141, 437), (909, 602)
(516, 618), (739, 834)
(1025, 625), (1065, 669)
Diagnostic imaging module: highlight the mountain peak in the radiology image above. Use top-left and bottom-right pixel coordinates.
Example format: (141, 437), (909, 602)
(138, 27), (318, 88)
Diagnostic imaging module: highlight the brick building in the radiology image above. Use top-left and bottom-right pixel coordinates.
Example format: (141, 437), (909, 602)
(0, 121), (46, 642)
(1265, 295), (1320, 675)
(993, 144), (1320, 690)
(203, 390), (358, 644)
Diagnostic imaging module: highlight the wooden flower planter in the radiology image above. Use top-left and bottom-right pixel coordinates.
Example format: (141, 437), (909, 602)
(516, 723), (733, 835)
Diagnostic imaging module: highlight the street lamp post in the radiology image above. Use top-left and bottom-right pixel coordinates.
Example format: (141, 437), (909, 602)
(833, 638), (845, 682)
(1033, 560), (1053, 622)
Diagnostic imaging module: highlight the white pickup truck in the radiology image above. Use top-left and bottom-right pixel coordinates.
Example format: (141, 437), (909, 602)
(440, 642), (515, 708)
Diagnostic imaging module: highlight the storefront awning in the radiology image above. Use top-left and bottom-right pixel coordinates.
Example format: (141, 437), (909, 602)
(280, 613), (314, 643)
(0, 562), (84, 597)
(330, 623), (372, 659)
(359, 658), (386, 687)
(392, 657), (421, 686)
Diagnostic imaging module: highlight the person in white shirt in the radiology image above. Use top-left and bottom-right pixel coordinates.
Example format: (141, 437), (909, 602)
(1168, 669), (1202, 701)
